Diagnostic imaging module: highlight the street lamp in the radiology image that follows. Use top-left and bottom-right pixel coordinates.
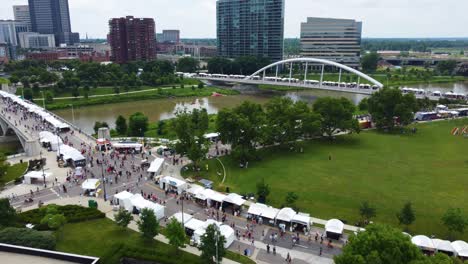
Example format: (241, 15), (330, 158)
(39, 151), (46, 188)
(100, 152), (107, 201)
(68, 104), (75, 124)
(41, 90), (46, 109)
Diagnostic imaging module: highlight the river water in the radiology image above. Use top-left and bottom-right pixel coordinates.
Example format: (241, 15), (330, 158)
(53, 82), (468, 135)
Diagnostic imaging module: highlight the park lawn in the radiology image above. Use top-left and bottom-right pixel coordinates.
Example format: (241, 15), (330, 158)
(0, 162), (27, 186)
(56, 218), (202, 264)
(183, 119), (468, 240)
(0, 77), (9, 84)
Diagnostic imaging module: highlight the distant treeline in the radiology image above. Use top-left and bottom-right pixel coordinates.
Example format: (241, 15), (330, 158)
(362, 38), (468, 52)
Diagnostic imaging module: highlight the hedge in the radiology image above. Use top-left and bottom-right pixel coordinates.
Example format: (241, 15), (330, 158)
(0, 227), (56, 250)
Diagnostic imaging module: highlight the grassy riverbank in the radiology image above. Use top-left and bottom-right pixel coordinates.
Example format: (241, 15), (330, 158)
(0, 77), (9, 84)
(182, 119), (468, 241)
(40, 87), (239, 110)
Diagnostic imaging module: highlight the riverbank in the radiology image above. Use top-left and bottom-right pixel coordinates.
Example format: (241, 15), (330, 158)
(41, 87), (239, 110)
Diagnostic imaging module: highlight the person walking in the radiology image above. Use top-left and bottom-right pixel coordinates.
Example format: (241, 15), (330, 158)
(319, 246), (323, 256)
(273, 245), (276, 255)
(266, 244), (270, 254)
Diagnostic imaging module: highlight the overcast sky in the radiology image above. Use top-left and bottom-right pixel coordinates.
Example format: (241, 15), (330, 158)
(2, 0), (467, 39)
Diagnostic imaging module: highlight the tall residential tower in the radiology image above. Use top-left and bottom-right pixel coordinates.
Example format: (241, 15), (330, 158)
(28, 0), (80, 46)
(300, 17), (362, 68)
(108, 16), (156, 64)
(216, 0), (284, 62)
(13, 5), (32, 32)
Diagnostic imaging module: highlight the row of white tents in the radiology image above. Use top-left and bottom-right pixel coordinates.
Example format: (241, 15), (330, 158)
(39, 131), (63, 151)
(169, 212), (235, 248)
(411, 235), (468, 258)
(113, 191), (165, 220)
(0, 91), (70, 131)
(56, 144), (86, 167)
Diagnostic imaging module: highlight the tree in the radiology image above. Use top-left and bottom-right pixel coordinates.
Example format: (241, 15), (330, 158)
(166, 218), (186, 250)
(128, 112), (149, 136)
(177, 57), (198, 73)
(93, 121), (109, 134)
(359, 201), (376, 223)
(313, 97), (359, 138)
(137, 208), (159, 240)
(436, 60), (457, 75)
(23, 88), (33, 101)
(441, 208), (467, 237)
(39, 205), (66, 230)
(284, 192), (299, 209)
(114, 208), (133, 229)
(368, 88), (418, 130)
(200, 224), (226, 264)
(115, 115), (128, 136)
(334, 224), (424, 264)
(358, 98), (369, 111)
(397, 202), (416, 229)
(0, 227), (56, 250)
(0, 198), (16, 227)
(256, 178), (270, 203)
(45, 91), (54, 104)
(361, 52), (379, 73)
(172, 109), (210, 169)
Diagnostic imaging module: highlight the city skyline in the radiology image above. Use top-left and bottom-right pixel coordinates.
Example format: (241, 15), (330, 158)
(1, 0), (467, 39)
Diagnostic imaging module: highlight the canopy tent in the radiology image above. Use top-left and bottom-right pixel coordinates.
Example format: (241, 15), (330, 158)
(170, 212), (193, 225)
(130, 194), (165, 220)
(202, 189), (226, 204)
(23, 171), (52, 184)
(452, 241), (468, 257)
(276, 208), (297, 223)
(112, 142), (143, 152)
(325, 219), (344, 239)
(81, 179), (100, 190)
(160, 176), (187, 194)
(248, 203), (279, 220)
(185, 218), (205, 231)
(39, 131), (62, 151)
(432, 239), (455, 255)
(113, 191), (134, 211)
(219, 224), (235, 248)
(57, 145), (86, 167)
(187, 184), (204, 196)
(223, 193), (246, 207)
(411, 235), (436, 251)
(291, 213), (311, 229)
(147, 158), (165, 174)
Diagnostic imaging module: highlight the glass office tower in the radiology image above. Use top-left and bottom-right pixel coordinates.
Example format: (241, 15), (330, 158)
(217, 0), (284, 62)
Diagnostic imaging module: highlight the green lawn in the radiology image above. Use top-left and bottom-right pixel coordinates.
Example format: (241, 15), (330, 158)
(0, 162), (27, 186)
(0, 77), (9, 84)
(183, 119), (468, 240)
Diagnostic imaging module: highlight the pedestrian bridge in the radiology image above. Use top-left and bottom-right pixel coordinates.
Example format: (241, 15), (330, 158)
(185, 58), (384, 95)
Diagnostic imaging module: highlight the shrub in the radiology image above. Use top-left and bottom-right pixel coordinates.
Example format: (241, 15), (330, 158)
(0, 227), (56, 250)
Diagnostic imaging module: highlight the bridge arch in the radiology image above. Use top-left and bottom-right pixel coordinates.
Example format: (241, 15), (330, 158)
(245, 58), (384, 88)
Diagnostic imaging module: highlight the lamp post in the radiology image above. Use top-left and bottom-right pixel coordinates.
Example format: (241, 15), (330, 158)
(100, 152), (107, 201)
(39, 151), (46, 188)
(68, 104), (75, 124)
(41, 90), (46, 109)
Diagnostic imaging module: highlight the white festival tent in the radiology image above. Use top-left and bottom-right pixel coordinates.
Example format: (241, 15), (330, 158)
(39, 131), (63, 151)
(203, 189), (227, 206)
(23, 171), (52, 184)
(223, 193), (246, 207)
(130, 194), (165, 220)
(113, 191), (134, 211)
(291, 213), (311, 229)
(431, 239), (455, 254)
(411, 235), (436, 251)
(185, 218), (205, 232)
(325, 219), (344, 238)
(187, 184), (205, 197)
(159, 176), (188, 194)
(452, 241), (468, 257)
(192, 219), (235, 248)
(81, 179), (101, 190)
(57, 145), (86, 166)
(275, 207), (297, 223)
(147, 158), (165, 174)
(170, 212), (193, 225)
(219, 224), (235, 248)
(248, 203), (280, 221)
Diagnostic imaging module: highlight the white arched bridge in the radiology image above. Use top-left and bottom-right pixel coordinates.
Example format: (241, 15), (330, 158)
(185, 58), (384, 95)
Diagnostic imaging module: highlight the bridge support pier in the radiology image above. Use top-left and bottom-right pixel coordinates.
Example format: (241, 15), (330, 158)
(0, 118), (8, 136)
(22, 139), (41, 157)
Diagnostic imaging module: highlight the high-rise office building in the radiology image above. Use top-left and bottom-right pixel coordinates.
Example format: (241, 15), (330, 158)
(28, 0), (80, 46)
(160, 30), (180, 43)
(13, 5), (32, 32)
(300, 17), (362, 68)
(0, 20), (29, 46)
(18, 32), (55, 48)
(216, 0), (284, 62)
(108, 16), (156, 64)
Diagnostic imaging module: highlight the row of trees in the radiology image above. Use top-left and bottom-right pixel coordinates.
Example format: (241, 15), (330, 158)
(207, 56), (271, 75)
(94, 112), (149, 137)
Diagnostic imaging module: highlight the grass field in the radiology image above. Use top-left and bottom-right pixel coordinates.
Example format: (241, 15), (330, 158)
(183, 119), (468, 240)
(0, 163), (27, 186)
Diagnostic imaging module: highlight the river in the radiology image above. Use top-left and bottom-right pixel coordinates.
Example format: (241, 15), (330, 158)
(53, 82), (468, 135)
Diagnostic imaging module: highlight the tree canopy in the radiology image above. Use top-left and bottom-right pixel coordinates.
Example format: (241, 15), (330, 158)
(200, 224), (226, 264)
(128, 112), (149, 136)
(441, 208), (467, 236)
(177, 57), (198, 73)
(166, 218), (186, 250)
(313, 97), (359, 138)
(397, 202), (416, 228)
(115, 115), (128, 135)
(361, 52), (380, 73)
(0, 198), (16, 227)
(137, 208), (159, 240)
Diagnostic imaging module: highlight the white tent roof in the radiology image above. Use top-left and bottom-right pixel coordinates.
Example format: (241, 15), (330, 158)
(161, 176), (187, 187)
(276, 207), (297, 223)
(185, 218), (205, 231)
(411, 235), (435, 250)
(431, 239), (455, 253)
(248, 203), (279, 220)
(219, 224), (235, 248)
(57, 145), (85, 161)
(202, 189), (226, 203)
(81, 179), (100, 190)
(292, 213), (311, 226)
(39, 131), (62, 145)
(223, 193), (246, 206)
(204, 132), (220, 139)
(170, 212), (193, 225)
(24, 171), (52, 179)
(147, 158), (165, 173)
(113, 142), (143, 149)
(114, 191), (133, 200)
(130, 194), (150, 209)
(452, 241), (468, 256)
(187, 184), (204, 196)
(325, 219), (344, 234)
